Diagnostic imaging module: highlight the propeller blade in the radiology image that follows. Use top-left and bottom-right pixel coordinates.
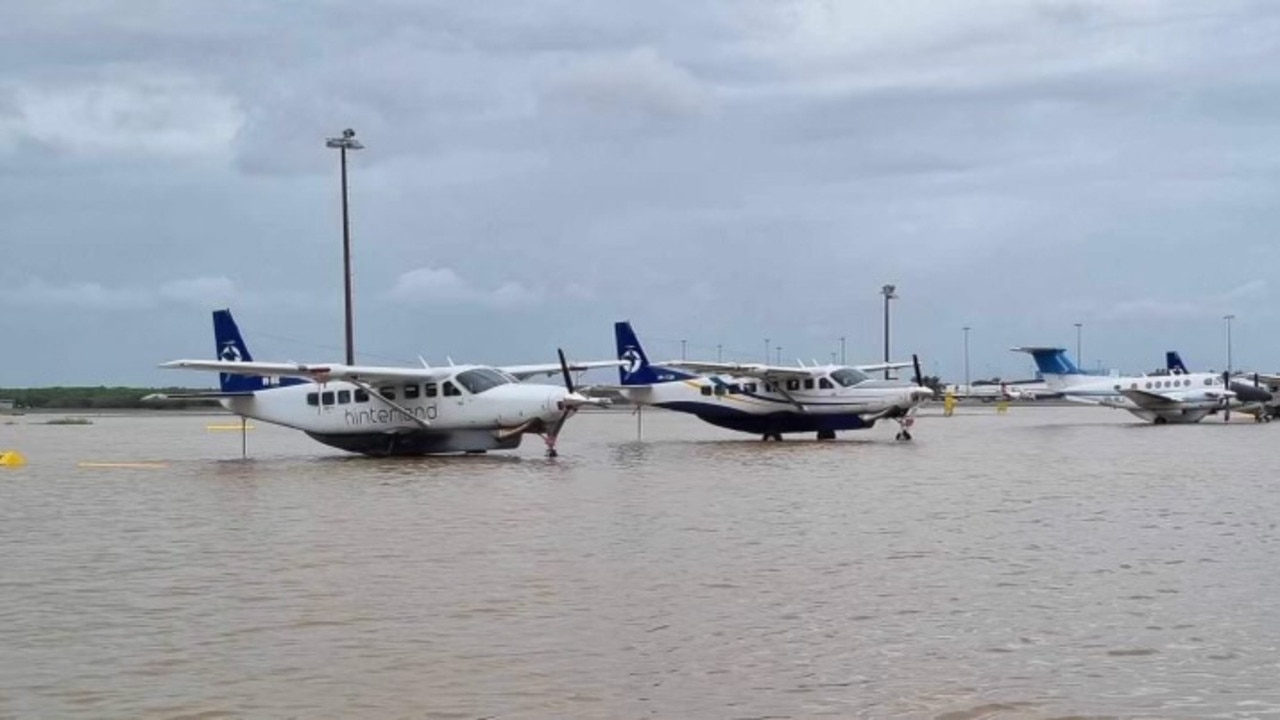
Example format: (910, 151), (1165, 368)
(912, 354), (924, 387)
(557, 348), (575, 395)
(1223, 370), (1231, 422)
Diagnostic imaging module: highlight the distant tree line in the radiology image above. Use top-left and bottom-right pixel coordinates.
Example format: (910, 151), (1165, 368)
(0, 387), (219, 410)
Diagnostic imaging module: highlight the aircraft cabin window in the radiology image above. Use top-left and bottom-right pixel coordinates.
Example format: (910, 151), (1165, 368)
(379, 387), (396, 400)
(714, 385), (726, 396)
(456, 368), (511, 394)
(354, 389), (370, 403)
(803, 379), (815, 390)
(727, 384), (742, 394)
(321, 391), (335, 406)
(1204, 378), (1212, 386)
(443, 381), (462, 397)
(744, 383), (758, 393)
(1144, 382), (1151, 389)
(830, 368), (869, 387)
(404, 384), (420, 400)
(1130, 384), (1137, 390)
(425, 383), (438, 398)
(306, 392), (319, 407)
(765, 382), (777, 393)
(819, 378), (833, 390)
(337, 390), (351, 404)
(701, 386), (713, 396)
(786, 379), (800, 391)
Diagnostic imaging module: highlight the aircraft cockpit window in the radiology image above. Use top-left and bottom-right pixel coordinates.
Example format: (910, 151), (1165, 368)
(803, 379), (815, 390)
(443, 381), (463, 397)
(830, 368), (869, 387)
(404, 384), (420, 400)
(701, 386), (713, 396)
(455, 368), (511, 394)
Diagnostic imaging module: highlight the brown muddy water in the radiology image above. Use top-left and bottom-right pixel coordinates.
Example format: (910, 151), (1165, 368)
(2, 406), (1279, 719)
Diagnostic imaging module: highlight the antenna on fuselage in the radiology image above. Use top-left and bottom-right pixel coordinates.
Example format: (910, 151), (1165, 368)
(447, 356), (455, 367)
(418, 355), (431, 369)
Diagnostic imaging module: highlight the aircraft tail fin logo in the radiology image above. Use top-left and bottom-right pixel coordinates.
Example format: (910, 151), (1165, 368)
(614, 321), (696, 385)
(1166, 351), (1189, 374)
(211, 309), (303, 393)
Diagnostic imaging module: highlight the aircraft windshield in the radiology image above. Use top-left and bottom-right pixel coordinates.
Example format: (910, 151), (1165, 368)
(455, 368), (512, 394)
(830, 368), (869, 387)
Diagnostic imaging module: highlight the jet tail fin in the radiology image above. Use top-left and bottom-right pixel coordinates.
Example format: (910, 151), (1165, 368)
(212, 309), (304, 393)
(1166, 351), (1189, 374)
(614, 321), (696, 385)
(1012, 346), (1085, 388)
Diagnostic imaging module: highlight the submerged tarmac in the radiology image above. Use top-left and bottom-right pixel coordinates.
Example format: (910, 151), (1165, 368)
(3, 406), (1280, 718)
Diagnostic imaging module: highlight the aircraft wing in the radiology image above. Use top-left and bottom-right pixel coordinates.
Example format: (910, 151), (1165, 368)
(854, 361), (915, 373)
(498, 360), (626, 381)
(1119, 388), (1184, 409)
(160, 359), (452, 384)
(661, 361), (818, 381)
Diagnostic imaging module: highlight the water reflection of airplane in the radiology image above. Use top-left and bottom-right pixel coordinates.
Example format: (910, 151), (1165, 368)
(1016, 347), (1234, 425)
(611, 321), (933, 441)
(153, 310), (621, 457)
(1166, 351), (1277, 422)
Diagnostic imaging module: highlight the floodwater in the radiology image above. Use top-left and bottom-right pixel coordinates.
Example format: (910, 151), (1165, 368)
(2, 406), (1280, 719)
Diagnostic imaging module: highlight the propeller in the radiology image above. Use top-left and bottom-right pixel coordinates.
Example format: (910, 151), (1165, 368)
(1223, 370), (1231, 422)
(909, 353), (932, 400)
(544, 348), (608, 457)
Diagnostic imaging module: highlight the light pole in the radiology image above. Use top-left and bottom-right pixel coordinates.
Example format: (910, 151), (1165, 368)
(880, 284), (897, 379)
(681, 339), (687, 361)
(1224, 314), (1235, 374)
(717, 344), (722, 362)
(326, 128), (364, 365)
(1074, 322), (1083, 366)
(776, 345), (782, 365)
(840, 336), (846, 366)
(963, 326), (971, 392)
(764, 338), (770, 364)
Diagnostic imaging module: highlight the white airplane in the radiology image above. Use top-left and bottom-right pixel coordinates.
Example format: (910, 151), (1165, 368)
(155, 310), (621, 457)
(1014, 347), (1234, 424)
(1167, 351), (1277, 422)
(611, 321), (934, 441)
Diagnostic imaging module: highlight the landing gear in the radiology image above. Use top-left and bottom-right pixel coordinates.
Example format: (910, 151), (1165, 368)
(540, 432), (561, 458)
(894, 415), (916, 441)
(761, 432), (784, 442)
(1153, 416), (1169, 425)
(816, 429), (836, 441)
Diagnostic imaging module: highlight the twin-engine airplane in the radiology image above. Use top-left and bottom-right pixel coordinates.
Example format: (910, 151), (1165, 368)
(156, 310), (620, 457)
(611, 321), (934, 441)
(1016, 347), (1234, 424)
(1166, 351), (1277, 422)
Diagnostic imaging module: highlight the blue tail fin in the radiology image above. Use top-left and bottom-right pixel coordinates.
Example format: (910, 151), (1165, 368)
(614, 321), (696, 385)
(1166, 351), (1189, 374)
(1014, 347), (1082, 377)
(213, 309), (303, 392)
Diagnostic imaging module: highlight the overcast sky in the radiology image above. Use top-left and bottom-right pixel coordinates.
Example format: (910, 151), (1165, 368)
(3, 0), (1279, 387)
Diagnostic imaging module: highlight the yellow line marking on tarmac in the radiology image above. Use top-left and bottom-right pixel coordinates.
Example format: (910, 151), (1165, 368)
(77, 462), (170, 469)
(206, 424), (254, 430)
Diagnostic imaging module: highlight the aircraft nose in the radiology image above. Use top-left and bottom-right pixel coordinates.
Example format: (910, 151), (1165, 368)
(911, 386), (934, 400)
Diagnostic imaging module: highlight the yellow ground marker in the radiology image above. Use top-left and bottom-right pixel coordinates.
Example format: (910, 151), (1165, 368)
(77, 461), (169, 469)
(206, 424), (255, 431)
(1, 450), (27, 467)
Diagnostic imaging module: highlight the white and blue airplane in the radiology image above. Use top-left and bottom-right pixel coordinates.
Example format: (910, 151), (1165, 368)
(611, 321), (934, 441)
(1015, 346), (1234, 424)
(155, 310), (621, 456)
